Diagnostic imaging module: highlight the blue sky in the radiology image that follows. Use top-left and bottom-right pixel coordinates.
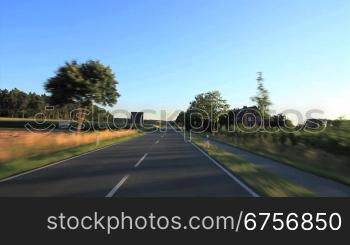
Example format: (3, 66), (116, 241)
(1, 0), (349, 121)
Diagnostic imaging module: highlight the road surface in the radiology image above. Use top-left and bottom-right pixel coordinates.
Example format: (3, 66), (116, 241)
(0, 129), (256, 197)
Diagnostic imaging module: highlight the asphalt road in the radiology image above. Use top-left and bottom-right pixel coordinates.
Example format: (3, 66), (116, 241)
(0, 129), (256, 197)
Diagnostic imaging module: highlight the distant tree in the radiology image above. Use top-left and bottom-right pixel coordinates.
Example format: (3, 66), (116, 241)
(269, 113), (294, 128)
(188, 91), (229, 131)
(44, 60), (120, 130)
(6, 88), (29, 117)
(250, 72), (272, 119)
(27, 92), (45, 117)
(337, 115), (347, 121)
(175, 111), (185, 126)
(0, 89), (9, 116)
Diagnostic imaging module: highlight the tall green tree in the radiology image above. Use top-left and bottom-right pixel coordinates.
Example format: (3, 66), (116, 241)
(44, 60), (120, 130)
(188, 91), (229, 131)
(250, 72), (272, 119)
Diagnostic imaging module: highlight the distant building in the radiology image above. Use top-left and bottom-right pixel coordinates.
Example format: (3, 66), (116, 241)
(130, 112), (144, 125)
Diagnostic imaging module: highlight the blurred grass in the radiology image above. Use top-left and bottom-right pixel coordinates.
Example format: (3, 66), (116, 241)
(0, 131), (142, 180)
(191, 136), (316, 197)
(0, 129), (139, 162)
(210, 132), (350, 185)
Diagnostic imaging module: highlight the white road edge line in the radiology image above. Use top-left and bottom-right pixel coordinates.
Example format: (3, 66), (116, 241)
(190, 142), (259, 197)
(0, 141), (124, 183)
(105, 175), (129, 198)
(155, 139), (160, 144)
(134, 153), (148, 168)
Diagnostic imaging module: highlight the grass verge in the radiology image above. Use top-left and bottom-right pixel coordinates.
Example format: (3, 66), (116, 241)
(191, 135), (316, 197)
(0, 132), (143, 180)
(207, 134), (350, 186)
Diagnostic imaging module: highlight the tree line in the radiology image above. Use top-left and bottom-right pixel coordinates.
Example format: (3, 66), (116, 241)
(0, 88), (47, 118)
(175, 72), (293, 131)
(0, 88), (113, 122)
